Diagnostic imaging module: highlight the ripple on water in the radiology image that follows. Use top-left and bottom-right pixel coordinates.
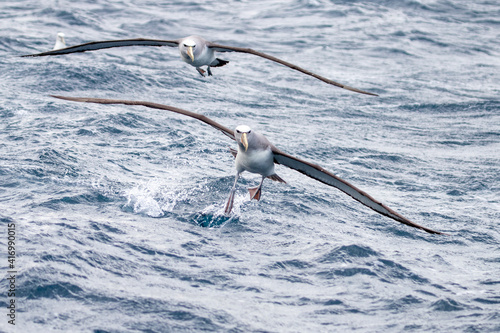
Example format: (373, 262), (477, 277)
(3, 0), (500, 332)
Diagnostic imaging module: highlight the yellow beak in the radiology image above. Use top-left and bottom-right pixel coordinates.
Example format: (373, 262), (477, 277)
(241, 133), (248, 152)
(187, 46), (194, 62)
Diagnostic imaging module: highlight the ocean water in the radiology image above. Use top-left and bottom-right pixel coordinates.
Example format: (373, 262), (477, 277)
(1, 0), (499, 332)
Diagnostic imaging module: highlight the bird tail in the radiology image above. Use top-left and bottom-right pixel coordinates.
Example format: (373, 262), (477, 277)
(212, 58), (229, 67)
(267, 174), (286, 183)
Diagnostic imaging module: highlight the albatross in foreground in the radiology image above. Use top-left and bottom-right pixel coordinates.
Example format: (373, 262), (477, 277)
(22, 35), (378, 96)
(50, 95), (442, 235)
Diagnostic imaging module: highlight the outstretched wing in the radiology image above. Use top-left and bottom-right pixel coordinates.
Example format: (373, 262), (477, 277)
(22, 38), (180, 57)
(49, 95), (235, 140)
(207, 42), (378, 96)
(272, 149), (442, 234)
(50, 95), (441, 234)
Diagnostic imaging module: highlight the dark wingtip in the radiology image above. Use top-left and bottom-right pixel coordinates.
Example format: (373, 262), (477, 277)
(21, 51), (55, 58)
(343, 85), (379, 96)
(414, 223), (447, 235)
(50, 95), (80, 102)
(426, 228), (448, 236)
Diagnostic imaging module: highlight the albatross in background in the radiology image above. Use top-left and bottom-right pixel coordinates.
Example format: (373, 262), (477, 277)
(22, 35), (378, 96)
(50, 95), (442, 235)
(53, 32), (66, 50)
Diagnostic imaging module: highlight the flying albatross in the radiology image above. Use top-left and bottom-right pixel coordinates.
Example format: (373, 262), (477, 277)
(22, 35), (378, 96)
(50, 95), (442, 235)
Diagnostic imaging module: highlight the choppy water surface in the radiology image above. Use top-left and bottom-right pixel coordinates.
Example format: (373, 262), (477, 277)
(1, 0), (499, 332)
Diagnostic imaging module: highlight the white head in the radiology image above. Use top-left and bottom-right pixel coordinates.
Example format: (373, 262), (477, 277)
(183, 38), (196, 47)
(53, 32), (66, 50)
(235, 125), (252, 151)
(180, 37), (197, 62)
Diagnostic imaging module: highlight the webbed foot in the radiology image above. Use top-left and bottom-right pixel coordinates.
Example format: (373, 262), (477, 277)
(248, 186), (262, 201)
(196, 68), (206, 77)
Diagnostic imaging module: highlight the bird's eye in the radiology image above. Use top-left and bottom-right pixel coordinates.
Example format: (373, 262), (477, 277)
(236, 129), (241, 133)
(248, 130), (251, 133)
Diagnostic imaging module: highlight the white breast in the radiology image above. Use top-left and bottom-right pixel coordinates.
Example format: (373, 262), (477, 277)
(236, 147), (275, 177)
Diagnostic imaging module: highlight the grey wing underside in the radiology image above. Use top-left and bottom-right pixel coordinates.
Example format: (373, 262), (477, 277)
(272, 149), (443, 234)
(21, 38), (180, 57)
(208, 42), (378, 96)
(49, 95), (235, 141)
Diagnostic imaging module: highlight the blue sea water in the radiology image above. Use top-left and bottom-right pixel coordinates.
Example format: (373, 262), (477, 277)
(1, 0), (499, 332)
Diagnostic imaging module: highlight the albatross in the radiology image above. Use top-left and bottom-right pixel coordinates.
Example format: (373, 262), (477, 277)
(50, 95), (442, 235)
(22, 35), (378, 96)
(53, 32), (66, 50)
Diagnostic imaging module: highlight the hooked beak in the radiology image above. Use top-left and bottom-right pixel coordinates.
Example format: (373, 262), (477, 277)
(187, 46), (194, 62)
(241, 133), (248, 152)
